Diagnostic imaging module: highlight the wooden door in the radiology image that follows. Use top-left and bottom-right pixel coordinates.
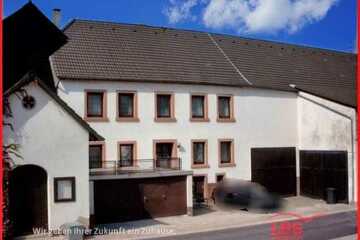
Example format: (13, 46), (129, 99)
(94, 177), (187, 224)
(142, 177), (187, 218)
(193, 176), (205, 203)
(251, 147), (296, 196)
(9, 165), (48, 236)
(94, 179), (144, 224)
(156, 143), (174, 168)
(300, 150), (348, 202)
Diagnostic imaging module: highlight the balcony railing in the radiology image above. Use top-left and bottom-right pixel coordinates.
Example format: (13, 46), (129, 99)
(89, 158), (182, 175)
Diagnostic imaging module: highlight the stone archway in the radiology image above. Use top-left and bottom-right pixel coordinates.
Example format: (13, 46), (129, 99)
(9, 165), (48, 236)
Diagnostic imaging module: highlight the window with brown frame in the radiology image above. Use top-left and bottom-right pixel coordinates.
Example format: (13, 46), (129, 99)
(155, 93), (175, 121)
(117, 92), (138, 121)
(54, 177), (76, 202)
(190, 95), (208, 121)
(118, 142), (136, 167)
(219, 139), (235, 167)
(85, 91), (107, 121)
(89, 143), (104, 169)
(217, 95), (235, 122)
(191, 140), (208, 168)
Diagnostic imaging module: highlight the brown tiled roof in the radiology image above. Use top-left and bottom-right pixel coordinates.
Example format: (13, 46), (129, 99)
(51, 20), (356, 107)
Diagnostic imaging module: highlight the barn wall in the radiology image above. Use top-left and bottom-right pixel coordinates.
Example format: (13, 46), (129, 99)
(298, 91), (357, 202)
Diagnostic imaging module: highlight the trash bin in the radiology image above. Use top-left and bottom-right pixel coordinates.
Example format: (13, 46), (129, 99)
(60, 222), (86, 240)
(326, 188), (336, 204)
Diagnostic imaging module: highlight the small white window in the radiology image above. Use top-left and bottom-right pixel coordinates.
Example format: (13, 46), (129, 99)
(54, 177), (76, 202)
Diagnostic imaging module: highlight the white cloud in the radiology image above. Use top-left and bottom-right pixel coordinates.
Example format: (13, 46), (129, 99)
(204, 0), (338, 33)
(163, 0), (199, 24)
(164, 0), (338, 34)
(202, 0), (251, 29)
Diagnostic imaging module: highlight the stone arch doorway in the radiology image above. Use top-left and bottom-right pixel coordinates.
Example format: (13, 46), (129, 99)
(9, 165), (48, 236)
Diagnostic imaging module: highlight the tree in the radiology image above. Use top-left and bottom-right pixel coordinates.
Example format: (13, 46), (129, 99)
(3, 87), (27, 240)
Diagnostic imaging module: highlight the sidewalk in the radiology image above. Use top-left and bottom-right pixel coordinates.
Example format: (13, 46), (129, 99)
(87, 196), (356, 240)
(332, 235), (357, 240)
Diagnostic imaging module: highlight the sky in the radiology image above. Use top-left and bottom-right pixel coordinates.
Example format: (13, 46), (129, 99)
(4, 0), (357, 53)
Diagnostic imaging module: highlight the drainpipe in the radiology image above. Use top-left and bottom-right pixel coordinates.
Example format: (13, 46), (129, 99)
(290, 85), (356, 203)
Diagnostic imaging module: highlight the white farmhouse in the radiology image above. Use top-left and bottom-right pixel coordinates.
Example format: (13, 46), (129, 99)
(51, 19), (357, 225)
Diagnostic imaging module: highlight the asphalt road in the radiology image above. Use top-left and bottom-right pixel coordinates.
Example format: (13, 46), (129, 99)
(152, 211), (356, 240)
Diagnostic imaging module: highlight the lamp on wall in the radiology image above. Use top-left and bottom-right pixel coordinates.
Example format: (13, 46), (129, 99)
(177, 143), (185, 153)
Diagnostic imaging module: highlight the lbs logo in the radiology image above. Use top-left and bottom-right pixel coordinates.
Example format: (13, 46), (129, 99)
(269, 212), (323, 240)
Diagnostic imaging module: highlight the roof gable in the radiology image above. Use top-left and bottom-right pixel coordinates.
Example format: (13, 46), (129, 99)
(5, 72), (104, 141)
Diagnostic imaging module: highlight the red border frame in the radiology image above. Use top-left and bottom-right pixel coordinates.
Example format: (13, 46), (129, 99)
(0, 1), (358, 238)
(357, 0), (360, 237)
(357, 0), (360, 238)
(1, 0), (4, 238)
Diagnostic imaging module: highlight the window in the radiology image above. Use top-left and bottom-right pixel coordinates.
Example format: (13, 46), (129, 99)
(85, 90), (107, 121)
(87, 93), (103, 117)
(217, 95), (235, 122)
(118, 142), (136, 167)
(190, 95), (208, 121)
(54, 177), (76, 202)
(154, 140), (179, 169)
(117, 92), (138, 121)
(191, 140), (208, 168)
(89, 142), (104, 169)
(219, 139), (235, 167)
(155, 93), (175, 121)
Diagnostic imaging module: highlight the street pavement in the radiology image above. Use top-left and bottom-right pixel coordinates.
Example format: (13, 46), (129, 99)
(148, 211), (356, 240)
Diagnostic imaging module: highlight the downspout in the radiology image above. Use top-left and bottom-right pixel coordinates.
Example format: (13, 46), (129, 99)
(293, 86), (356, 203)
(48, 56), (62, 94)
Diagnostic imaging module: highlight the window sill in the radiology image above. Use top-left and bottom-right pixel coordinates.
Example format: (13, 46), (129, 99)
(118, 164), (138, 169)
(116, 117), (140, 122)
(190, 118), (210, 122)
(154, 118), (177, 122)
(219, 163), (236, 168)
(191, 164), (210, 169)
(217, 118), (236, 123)
(84, 117), (109, 122)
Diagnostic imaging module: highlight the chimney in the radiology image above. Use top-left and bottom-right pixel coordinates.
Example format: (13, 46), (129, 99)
(52, 8), (61, 27)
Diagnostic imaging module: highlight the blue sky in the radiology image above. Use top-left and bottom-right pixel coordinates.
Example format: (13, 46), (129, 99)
(4, 0), (356, 53)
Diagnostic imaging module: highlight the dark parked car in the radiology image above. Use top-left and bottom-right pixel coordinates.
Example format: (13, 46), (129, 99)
(213, 179), (282, 212)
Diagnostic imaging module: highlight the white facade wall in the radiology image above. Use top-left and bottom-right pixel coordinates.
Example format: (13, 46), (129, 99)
(298, 91), (357, 202)
(3, 82), (90, 230)
(58, 80), (298, 183)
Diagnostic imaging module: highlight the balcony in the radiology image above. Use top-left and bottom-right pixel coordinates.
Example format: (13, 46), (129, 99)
(89, 158), (182, 176)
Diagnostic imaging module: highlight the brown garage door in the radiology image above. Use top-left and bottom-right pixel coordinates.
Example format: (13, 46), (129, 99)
(94, 176), (187, 224)
(251, 147), (296, 196)
(300, 150), (348, 203)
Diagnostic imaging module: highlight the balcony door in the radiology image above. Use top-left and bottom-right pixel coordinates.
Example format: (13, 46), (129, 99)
(154, 140), (177, 169)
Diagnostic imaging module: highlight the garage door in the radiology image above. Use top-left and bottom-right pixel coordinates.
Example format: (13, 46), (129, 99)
(251, 147), (296, 196)
(94, 176), (187, 224)
(300, 150), (348, 203)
